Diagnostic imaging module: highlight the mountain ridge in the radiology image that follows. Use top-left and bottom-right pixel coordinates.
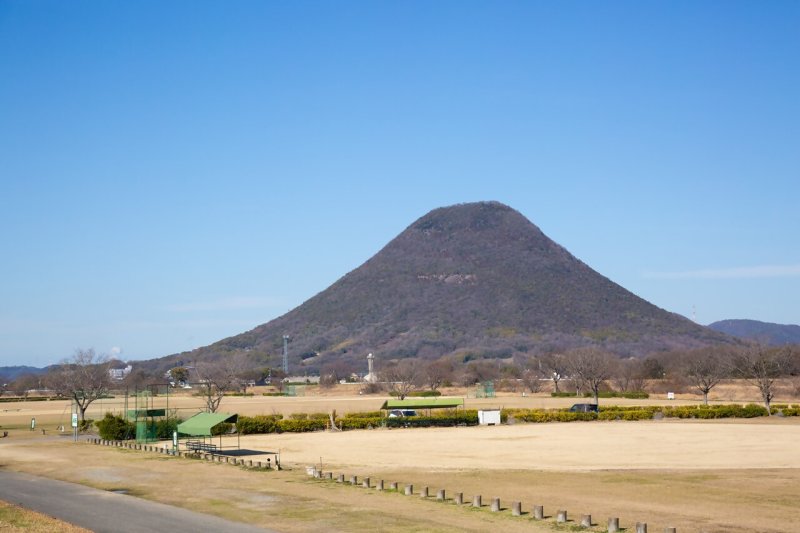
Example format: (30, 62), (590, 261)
(152, 201), (733, 373)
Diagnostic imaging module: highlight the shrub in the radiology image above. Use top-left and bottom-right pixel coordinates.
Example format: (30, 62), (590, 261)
(154, 416), (182, 439)
(237, 415), (283, 435)
(96, 413), (134, 440)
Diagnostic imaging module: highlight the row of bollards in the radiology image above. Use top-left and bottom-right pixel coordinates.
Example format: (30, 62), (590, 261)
(308, 466), (676, 532)
(86, 437), (278, 469)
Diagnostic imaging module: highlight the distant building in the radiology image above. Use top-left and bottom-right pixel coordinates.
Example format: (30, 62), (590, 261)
(108, 364), (132, 381)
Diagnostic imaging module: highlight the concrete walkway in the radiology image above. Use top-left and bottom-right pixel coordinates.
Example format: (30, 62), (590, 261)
(0, 470), (275, 533)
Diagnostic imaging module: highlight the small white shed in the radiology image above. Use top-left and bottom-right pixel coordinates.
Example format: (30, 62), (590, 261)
(478, 409), (501, 426)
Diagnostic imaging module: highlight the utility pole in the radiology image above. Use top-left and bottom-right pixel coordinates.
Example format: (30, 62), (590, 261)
(282, 335), (290, 374)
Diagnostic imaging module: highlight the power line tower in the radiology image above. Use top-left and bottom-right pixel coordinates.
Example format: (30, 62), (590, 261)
(282, 335), (290, 374)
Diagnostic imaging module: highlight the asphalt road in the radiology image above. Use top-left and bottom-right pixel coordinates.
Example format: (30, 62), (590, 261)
(0, 469), (275, 533)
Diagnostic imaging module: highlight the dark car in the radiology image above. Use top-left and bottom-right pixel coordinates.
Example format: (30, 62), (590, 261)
(569, 403), (599, 413)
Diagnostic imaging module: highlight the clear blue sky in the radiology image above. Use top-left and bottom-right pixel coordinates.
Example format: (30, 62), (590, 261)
(1, 1), (798, 367)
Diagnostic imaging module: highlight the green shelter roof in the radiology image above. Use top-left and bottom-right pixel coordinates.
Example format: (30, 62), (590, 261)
(177, 412), (238, 437)
(380, 398), (464, 410)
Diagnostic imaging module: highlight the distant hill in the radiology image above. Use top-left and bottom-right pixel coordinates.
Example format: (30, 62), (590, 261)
(0, 365), (46, 381)
(153, 201), (732, 373)
(707, 319), (800, 346)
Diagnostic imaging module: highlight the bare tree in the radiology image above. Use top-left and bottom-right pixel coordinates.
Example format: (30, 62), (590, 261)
(540, 353), (568, 393)
(565, 347), (616, 405)
(681, 347), (729, 405)
(519, 356), (544, 393)
(381, 359), (422, 400)
(46, 349), (110, 422)
(734, 345), (791, 414)
(195, 355), (248, 413)
(423, 359), (454, 391)
(612, 358), (647, 393)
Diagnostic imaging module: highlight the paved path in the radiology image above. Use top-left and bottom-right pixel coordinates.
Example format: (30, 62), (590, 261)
(0, 470), (275, 533)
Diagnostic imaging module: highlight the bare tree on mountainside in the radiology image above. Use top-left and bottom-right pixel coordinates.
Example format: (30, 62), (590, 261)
(46, 349), (111, 422)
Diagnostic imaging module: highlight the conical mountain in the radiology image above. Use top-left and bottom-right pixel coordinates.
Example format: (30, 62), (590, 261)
(167, 201), (729, 372)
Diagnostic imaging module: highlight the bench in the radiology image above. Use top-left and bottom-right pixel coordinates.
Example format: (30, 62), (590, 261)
(186, 440), (218, 453)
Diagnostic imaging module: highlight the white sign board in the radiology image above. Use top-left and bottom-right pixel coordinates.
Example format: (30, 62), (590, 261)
(478, 409), (501, 426)
(71, 413), (79, 428)
(667, 392), (675, 400)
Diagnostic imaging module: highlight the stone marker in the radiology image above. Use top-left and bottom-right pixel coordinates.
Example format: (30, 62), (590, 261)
(636, 523), (647, 533)
(664, 528), (676, 533)
(350, 475), (357, 485)
(362, 477), (370, 489)
(557, 510), (567, 523)
(326, 472), (333, 480)
(404, 484), (413, 496)
(436, 489), (445, 501)
(581, 514), (592, 528)
(511, 501), (521, 516)
(608, 517), (620, 532)
(337, 474), (344, 483)
(376, 479), (384, 490)
(490, 497), (500, 512)
(533, 505), (544, 520)
(420, 486), (429, 498)
(454, 492), (463, 505)
(390, 481), (398, 490)
(472, 494), (482, 508)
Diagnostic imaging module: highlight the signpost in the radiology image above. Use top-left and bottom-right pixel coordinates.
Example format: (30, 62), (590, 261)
(72, 412), (78, 442)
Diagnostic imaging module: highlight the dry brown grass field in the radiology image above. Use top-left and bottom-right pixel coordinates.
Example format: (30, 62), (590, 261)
(1, 383), (799, 532)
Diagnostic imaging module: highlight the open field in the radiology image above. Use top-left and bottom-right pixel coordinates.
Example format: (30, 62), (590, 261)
(1, 389), (799, 532)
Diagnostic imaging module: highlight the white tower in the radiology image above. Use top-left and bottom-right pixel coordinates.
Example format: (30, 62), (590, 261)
(364, 353), (377, 383)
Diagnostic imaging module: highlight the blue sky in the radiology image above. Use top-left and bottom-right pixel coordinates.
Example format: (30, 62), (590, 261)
(1, 1), (798, 367)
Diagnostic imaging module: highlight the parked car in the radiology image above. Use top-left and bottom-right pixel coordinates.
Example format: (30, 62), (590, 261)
(388, 409), (418, 418)
(568, 403), (599, 413)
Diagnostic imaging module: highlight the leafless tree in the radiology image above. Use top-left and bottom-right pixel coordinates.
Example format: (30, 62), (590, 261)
(681, 347), (730, 405)
(540, 353), (568, 393)
(381, 359), (422, 400)
(565, 347), (616, 405)
(519, 356), (544, 393)
(734, 345), (791, 414)
(46, 349), (111, 422)
(611, 358), (647, 393)
(195, 354), (248, 413)
(423, 359), (454, 391)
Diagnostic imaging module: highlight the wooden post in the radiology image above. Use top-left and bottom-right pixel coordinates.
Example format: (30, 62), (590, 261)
(472, 494), (482, 508)
(581, 514), (592, 528)
(557, 510), (567, 523)
(635, 523), (647, 533)
(454, 492), (463, 505)
(511, 501), (521, 516)
(533, 505), (544, 520)
(491, 498), (500, 512)
(437, 489), (445, 501)
(404, 484), (413, 496)
(608, 517), (620, 532)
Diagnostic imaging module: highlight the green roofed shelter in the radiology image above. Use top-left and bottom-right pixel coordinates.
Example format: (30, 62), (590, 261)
(380, 397), (464, 411)
(177, 412), (239, 453)
(177, 412), (238, 436)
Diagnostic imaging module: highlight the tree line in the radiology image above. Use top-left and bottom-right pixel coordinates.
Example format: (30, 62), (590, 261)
(2, 343), (798, 421)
